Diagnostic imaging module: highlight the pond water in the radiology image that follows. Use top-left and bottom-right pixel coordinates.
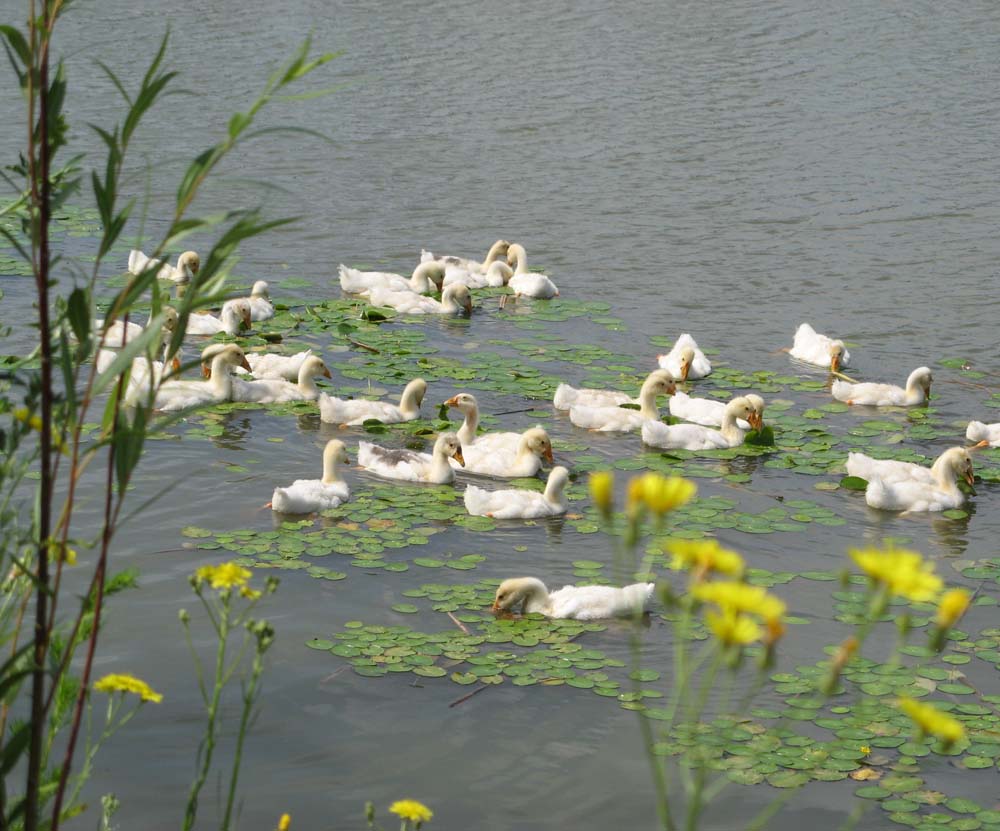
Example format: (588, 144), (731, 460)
(2, 0), (1000, 829)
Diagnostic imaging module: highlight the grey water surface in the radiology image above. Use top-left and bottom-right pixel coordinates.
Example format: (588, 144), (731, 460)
(2, 0), (1000, 828)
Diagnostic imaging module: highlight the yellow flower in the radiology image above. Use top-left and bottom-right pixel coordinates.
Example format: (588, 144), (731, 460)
(194, 562), (252, 591)
(589, 471), (614, 515)
(860, 745), (871, 756)
(93, 673), (163, 703)
(389, 800), (433, 824)
(667, 539), (744, 578)
(277, 814), (291, 831)
(240, 586), (262, 601)
(849, 547), (942, 602)
(628, 473), (696, 516)
(693, 581), (786, 622)
(936, 588), (971, 628)
(705, 609), (760, 645)
(897, 697), (965, 747)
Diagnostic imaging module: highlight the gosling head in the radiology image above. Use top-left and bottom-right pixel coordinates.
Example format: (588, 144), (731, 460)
(201, 342), (248, 376)
(235, 299), (253, 331)
(443, 283), (473, 315)
(726, 396), (757, 429)
(162, 306), (180, 332)
(523, 427), (554, 464)
(829, 341), (846, 373)
(178, 251), (200, 280)
(506, 243), (526, 266)
(414, 261), (446, 290)
(302, 355), (333, 379)
(434, 432), (464, 466)
(744, 394), (766, 431)
(323, 439), (350, 466)
(939, 447), (975, 487)
(251, 280), (269, 299)
(486, 260), (514, 285)
(677, 347), (696, 381)
(909, 367), (933, 399)
(492, 577), (546, 614)
(444, 392), (477, 413)
(402, 378), (427, 407)
(646, 370), (677, 396)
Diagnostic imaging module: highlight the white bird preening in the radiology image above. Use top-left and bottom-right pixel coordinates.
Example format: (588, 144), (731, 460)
(154, 344), (251, 411)
(338, 262), (445, 296)
(789, 323), (849, 372)
(421, 239), (510, 274)
(506, 243), (559, 299)
(442, 260), (513, 289)
(463, 466), (570, 519)
(831, 367), (932, 407)
(241, 349), (314, 381)
(491, 577), (655, 620)
(451, 426), (554, 477)
(128, 249), (200, 283)
(967, 421), (1000, 447)
(642, 395), (762, 450)
(246, 280), (274, 322)
(568, 371), (676, 432)
(269, 440), (351, 513)
(657, 334), (711, 381)
(358, 432), (465, 484)
(319, 378), (427, 426)
(863, 446), (980, 513)
(366, 283), (473, 316)
(185, 299), (253, 337)
(96, 306), (179, 348)
(231, 355), (332, 403)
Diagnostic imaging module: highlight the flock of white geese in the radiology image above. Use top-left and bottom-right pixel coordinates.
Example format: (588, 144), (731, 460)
(101, 241), (998, 619)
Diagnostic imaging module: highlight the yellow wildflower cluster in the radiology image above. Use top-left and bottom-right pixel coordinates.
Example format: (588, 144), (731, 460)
(194, 562), (252, 591)
(667, 539), (744, 579)
(897, 697), (965, 748)
(627, 473), (696, 516)
(694, 580), (786, 647)
(389, 800), (433, 825)
(589, 471), (614, 515)
(936, 588), (971, 628)
(277, 814), (291, 831)
(93, 673), (163, 703)
(849, 547), (942, 602)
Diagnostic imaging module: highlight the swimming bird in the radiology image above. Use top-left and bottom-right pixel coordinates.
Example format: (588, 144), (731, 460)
(492, 577), (655, 620)
(358, 432), (464, 484)
(790, 323), (849, 372)
(452, 426), (553, 477)
(463, 466), (570, 519)
(154, 345), (250, 410)
(269, 440), (350, 513)
(506, 243), (559, 298)
(864, 447), (976, 513)
(185, 299), (252, 336)
(642, 396), (761, 450)
(967, 421), (1000, 447)
(338, 262), (445, 295)
(657, 334), (711, 380)
(831, 367), (932, 406)
(246, 280), (274, 322)
(366, 283), (472, 316)
(319, 378), (427, 425)
(421, 239), (510, 274)
(231, 355), (331, 403)
(128, 249), (200, 283)
(568, 372), (676, 432)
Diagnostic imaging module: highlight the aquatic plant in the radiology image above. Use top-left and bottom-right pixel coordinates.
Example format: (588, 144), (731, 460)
(0, 3), (332, 827)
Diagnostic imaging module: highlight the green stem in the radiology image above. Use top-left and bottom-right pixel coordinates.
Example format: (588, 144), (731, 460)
(221, 647), (265, 831)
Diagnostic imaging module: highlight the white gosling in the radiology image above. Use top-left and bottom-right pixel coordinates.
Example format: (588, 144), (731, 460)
(358, 432), (464, 484)
(864, 447), (976, 513)
(492, 577), (654, 620)
(443, 260), (513, 289)
(242, 349), (314, 381)
(128, 249), (200, 283)
(97, 307), (179, 348)
(831, 367), (932, 406)
(231, 355), (331, 403)
(154, 345), (250, 411)
(444, 392), (482, 446)
(657, 334), (712, 380)
(96, 339), (183, 405)
(967, 421), (1000, 447)
(464, 466), (570, 519)
(319, 378), (427, 425)
(568, 372), (676, 432)
(366, 283), (472, 316)
(669, 390), (760, 430)
(270, 440), (350, 513)
(642, 396), (761, 450)
(246, 281), (274, 322)
(421, 239), (510, 274)
(554, 369), (673, 411)
(185, 299), (252, 336)
(451, 426), (553, 478)
(790, 323), (849, 372)
(506, 243), (559, 298)
(338, 261), (445, 296)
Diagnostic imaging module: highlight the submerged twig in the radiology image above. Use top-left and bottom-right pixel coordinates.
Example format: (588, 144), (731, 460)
(446, 612), (470, 634)
(347, 337), (379, 353)
(448, 684), (489, 708)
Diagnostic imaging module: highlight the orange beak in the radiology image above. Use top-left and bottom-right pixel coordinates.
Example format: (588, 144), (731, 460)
(240, 356), (252, 372)
(543, 447), (554, 464)
(322, 366), (333, 379)
(665, 381), (677, 395)
(464, 299), (473, 315)
(491, 599), (501, 612)
(752, 412), (764, 431)
(681, 362), (690, 382)
(453, 447), (465, 466)
(241, 311), (252, 330)
(964, 469), (975, 487)
(830, 354), (841, 373)
(444, 395), (460, 408)
(201, 363), (211, 379)
(171, 357), (181, 373)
